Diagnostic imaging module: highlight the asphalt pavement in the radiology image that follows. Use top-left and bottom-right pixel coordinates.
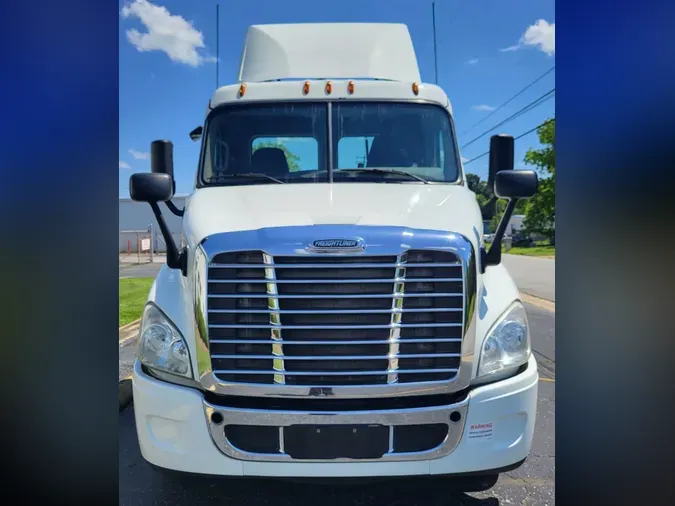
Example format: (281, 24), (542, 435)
(118, 302), (555, 505)
(502, 255), (555, 302)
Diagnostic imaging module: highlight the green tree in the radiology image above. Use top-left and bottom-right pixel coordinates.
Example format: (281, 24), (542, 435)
(467, 172), (525, 232)
(522, 119), (555, 243)
(466, 173), (490, 200)
(252, 141), (302, 172)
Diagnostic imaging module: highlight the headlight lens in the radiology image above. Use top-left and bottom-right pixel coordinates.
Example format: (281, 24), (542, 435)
(478, 301), (530, 378)
(138, 303), (193, 378)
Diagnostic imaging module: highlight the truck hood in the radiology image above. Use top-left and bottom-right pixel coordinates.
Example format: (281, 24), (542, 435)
(183, 183), (483, 247)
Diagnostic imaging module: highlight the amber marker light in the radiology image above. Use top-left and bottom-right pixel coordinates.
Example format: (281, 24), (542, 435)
(412, 82), (419, 95)
(325, 81), (332, 94)
(238, 83), (246, 97)
(303, 81), (310, 95)
(347, 80), (355, 94)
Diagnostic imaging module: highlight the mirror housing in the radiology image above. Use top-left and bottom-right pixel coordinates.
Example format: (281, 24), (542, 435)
(495, 170), (538, 199)
(151, 140), (174, 179)
(189, 126), (203, 142)
(129, 173), (174, 203)
(487, 134), (514, 192)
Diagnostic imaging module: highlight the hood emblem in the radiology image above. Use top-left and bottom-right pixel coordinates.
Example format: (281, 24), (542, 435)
(307, 238), (365, 253)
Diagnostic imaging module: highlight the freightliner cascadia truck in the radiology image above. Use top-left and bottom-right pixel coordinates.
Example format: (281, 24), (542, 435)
(128, 23), (540, 491)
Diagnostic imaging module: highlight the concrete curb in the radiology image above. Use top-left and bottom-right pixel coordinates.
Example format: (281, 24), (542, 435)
(119, 318), (141, 332)
(119, 321), (142, 346)
(520, 292), (555, 312)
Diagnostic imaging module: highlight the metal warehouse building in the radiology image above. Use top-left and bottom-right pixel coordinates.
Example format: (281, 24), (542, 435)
(119, 196), (187, 253)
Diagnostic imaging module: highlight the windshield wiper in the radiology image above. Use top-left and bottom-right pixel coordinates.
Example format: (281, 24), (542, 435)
(214, 173), (285, 184)
(335, 168), (429, 184)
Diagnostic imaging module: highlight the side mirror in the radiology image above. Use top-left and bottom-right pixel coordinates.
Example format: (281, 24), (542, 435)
(482, 136), (538, 272)
(495, 170), (538, 199)
(129, 173), (174, 203)
(487, 134), (514, 192)
(151, 140), (174, 179)
(189, 126), (203, 142)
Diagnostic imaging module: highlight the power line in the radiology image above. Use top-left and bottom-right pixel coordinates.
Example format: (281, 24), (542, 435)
(460, 88), (555, 150)
(463, 118), (555, 166)
(460, 66), (555, 136)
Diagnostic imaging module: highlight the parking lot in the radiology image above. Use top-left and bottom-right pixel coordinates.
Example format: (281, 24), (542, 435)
(119, 282), (555, 505)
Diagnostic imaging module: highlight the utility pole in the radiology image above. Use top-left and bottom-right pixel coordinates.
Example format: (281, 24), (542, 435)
(216, 3), (220, 89)
(432, 2), (438, 84)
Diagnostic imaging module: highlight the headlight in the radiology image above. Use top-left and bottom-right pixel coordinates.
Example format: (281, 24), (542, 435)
(138, 303), (193, 379)
(477, 301), (530, 378)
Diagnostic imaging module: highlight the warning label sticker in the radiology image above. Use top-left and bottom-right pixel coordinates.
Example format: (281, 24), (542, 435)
(467, 422), (494, 441)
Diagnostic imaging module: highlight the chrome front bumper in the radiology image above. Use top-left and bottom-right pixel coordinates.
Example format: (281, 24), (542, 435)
(204, 397), (469, 463)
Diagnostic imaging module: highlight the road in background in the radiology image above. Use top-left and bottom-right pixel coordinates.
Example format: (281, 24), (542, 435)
(119, 261), (163, 279)
(502, 255), (555, 302)
(119, 302), (554, 505)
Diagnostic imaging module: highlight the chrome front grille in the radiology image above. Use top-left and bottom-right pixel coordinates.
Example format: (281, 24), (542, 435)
(206, 249), (465, 387)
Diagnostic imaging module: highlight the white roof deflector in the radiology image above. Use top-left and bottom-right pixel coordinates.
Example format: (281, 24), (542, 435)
(237, 23), (421, 83)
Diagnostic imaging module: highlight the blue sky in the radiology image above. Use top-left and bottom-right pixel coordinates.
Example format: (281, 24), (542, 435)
(119, 0), (555, 197)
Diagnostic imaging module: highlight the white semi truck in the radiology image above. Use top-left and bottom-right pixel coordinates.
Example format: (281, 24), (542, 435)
(129, 23), (540, 490)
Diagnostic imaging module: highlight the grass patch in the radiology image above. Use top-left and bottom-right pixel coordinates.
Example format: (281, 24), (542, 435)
(119, 278), (154, 327)
(505, 245), (555, 257)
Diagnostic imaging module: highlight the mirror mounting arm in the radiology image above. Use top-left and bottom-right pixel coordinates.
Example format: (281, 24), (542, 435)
(481, 198), (518, 273)
(165, 200), (184, 217)
(149, 202), (187, 275)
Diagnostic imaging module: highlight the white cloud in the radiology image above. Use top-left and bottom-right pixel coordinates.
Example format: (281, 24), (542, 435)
(120, 0), (215, 67)
(499, 19), (555, 56)
(472, 104), (496, 112)
(119, 160), (132, 170)
(129, 148), (150, 160)
(468, 58), (479, 65)
(522, 19), (555, 55)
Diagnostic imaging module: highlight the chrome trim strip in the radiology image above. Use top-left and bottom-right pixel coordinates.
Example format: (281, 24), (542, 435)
(210, 353), (461, 360)
(210, 262), (462, 268)
(264, 253), (285, 384)
(203, 397), (469, 462)
(208, 323), (462, 329)
(208, 292), (463, 299)
(207, 277), (462, 283)
(210, 338), (462, 345)
(208, 307), (463, 314)
(387, 253), (406, 383)
(194, 246), (211, 378)
(197, 225), (477, 399)
(212, 368), (459, 376)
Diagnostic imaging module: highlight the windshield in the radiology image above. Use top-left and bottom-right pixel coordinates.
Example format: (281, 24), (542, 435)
(199, 102), (461, 186)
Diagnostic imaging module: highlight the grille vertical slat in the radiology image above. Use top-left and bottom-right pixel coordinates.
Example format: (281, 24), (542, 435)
(207, 250), (464, 387)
